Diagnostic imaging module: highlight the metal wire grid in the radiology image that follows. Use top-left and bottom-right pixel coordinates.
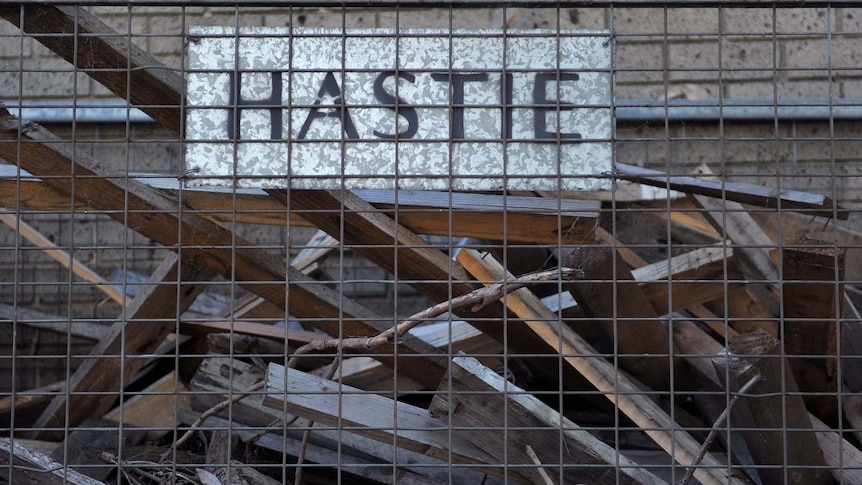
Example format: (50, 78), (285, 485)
(0, 3), (859, 485)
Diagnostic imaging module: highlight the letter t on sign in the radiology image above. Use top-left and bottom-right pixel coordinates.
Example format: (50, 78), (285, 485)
(227, 72), (284, 140)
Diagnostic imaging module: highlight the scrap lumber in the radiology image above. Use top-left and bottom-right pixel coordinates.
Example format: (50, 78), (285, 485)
(457, 249), (743, 485)
(262, 363), (512, 481)
(712, 327), (832, 485)
(689, 165), (781, 316)
(782, 235), (846, 425)
(0, 5), (182, 133)
(632, 242), (743, 315)
(30, 252), (217, 440)
(561, 243), (678, 390)
(102, 371), (189, 442)
(0, 303), (109, 341)
(0, 438), (106, 485)
(0, 169), (597, 244)
(190, 358), (282, 428)
(186, 412), (498, 485)
(0, 381), (64, 416)
(673, 319), (862, 485)
(0, 210), (126, 306)
(428, 354), (665, 485)
(353, 189), (599, 244)
(274, 188), (585, 388)
(0, 110), (447, 390)
(616, 162), (847, 220)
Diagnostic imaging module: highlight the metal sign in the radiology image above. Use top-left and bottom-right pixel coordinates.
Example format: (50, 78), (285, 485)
(185, 26), (613, 191)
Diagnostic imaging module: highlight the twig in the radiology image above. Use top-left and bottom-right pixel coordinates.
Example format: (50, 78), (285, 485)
(287, 266), (583, 367)
(295, 357), (342, 485)
(160, 380), (265, 463)
(678, 373), (764, 485)
(525, 444), (556, 485)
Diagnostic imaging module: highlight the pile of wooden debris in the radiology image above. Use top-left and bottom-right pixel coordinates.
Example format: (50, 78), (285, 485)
(0, 6), (860, 485)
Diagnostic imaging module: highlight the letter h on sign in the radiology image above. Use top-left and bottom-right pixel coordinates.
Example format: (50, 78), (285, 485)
(227, 72), (284, 140)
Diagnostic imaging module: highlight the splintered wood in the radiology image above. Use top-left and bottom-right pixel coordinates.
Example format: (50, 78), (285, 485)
(0, 5), (861, 485)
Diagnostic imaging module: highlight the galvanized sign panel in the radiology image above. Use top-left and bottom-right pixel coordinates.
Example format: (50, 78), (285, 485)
(185, 26), (613, 191)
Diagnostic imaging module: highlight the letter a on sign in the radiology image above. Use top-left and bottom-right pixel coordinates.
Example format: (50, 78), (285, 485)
(185, 26), (613, 191)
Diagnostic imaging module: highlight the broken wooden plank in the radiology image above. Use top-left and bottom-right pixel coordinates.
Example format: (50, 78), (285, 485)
(632, 243), (744, 315)
(457, 249), (742, 485)
(0, 5), (183, 133)
(712, 327), (832, 485)
(190, 358), (282, 428)
(30, 253), (215, 440)
(0, 438), (106, 485)
(782, 235), (846, 425)
(262, 362), (512, 481)
(0, 210), (126, 306)
(102, 371), (189, 442)
(429, 354), (665, 485)
(616, 162), (847, 220)
(562, 243), (677, 390)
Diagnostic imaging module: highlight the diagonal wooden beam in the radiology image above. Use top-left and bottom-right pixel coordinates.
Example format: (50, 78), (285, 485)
(31, 252), (215, 440)
(0, 110), (446, 389)
(0, 5), (183, 133)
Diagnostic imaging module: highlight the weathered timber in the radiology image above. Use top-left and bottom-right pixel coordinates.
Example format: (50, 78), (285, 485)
(0, 5), (182, 133)
(632, 243), (744, 315)
(0, 170), (597, 244)
(102, 371), (189, 442)
(30, 253), (216, 440)
(457, 249), (742, 485)
(0, 381), (64, 416)
(429, 354), (665, 485)
(263, 363), (513, 481)
(0, 303), (109, 341)
(782, 235), (846, 425)
(690, 165), (781, 316)
(616, 162), (848, 220)
(0, 111), (446, 389)
(0, 438), (106, 485)
(0, 210), (126, 306)
(673, 319), (862, 485)
(712, 327), (832, 485)
(190, 358), (283, 428)
(562, 243), (678, 390)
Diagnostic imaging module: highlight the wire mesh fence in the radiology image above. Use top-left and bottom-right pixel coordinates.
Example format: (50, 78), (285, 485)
(0, 2), (860, 485)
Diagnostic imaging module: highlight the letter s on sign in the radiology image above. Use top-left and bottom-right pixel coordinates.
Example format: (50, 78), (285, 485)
(373, 71), (419, 140)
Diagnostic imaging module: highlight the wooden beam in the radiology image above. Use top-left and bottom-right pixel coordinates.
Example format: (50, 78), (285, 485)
(428, 355), (665, 485)
(0, 438), (105, 485)
(263, 363), (511, 481)
(632, 243), (743, 315)
(616, 162), (848, 220)
(0, 210), (126, 306)
(30, 252), (216, 440)
(673, 319), (862, 485)
(456, 249), (742, 485)
(0, 5), (183, 133)
(1, 172), (598, 244)
(102, 371), (188, 442)
(0, 303), (109, 341)
(712, 327), (832, 485)
(782, 235), (846, 425)
(561, 243), (678, 390)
